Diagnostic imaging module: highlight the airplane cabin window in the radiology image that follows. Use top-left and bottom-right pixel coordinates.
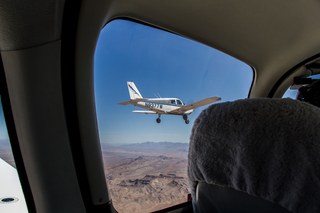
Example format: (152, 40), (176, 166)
(282, 88), (299, 99)
(0, 101), (14, 168)
(94, 19), (253, 213)
(0, 99), (28, 212)
(283, 74), (320, 99)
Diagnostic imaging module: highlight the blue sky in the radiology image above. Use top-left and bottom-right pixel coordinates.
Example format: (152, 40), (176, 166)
(94, 20), (253, 144)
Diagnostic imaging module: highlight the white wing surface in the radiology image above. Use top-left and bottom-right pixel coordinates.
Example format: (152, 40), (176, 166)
(0, 158), (28, 213)
(169, 96), (221, 114)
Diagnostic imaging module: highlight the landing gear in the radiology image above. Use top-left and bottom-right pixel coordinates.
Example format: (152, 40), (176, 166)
(183, 114), (188, 120)
(156, 114), (161, 123)
(183, 114), (190, 124)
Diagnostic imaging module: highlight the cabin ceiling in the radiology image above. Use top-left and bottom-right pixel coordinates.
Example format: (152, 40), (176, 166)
(1, 0), (320, 97)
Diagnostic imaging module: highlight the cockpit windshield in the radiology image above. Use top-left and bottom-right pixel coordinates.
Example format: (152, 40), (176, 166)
(176, 100), (183, 105)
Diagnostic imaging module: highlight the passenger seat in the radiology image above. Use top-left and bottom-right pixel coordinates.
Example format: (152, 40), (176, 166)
(188, 98), (320, 213)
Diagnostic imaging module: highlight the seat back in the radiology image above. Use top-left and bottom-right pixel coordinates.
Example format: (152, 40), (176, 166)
(195, 182), (290, 213)
(188, 98), (320, 213)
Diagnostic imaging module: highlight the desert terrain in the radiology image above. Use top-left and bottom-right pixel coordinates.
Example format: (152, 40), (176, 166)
(0, 140), (190, 213)
(101, 142), (190, 213)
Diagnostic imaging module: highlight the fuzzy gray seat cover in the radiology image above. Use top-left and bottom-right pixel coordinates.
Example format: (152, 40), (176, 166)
(188, 98), (320, 213)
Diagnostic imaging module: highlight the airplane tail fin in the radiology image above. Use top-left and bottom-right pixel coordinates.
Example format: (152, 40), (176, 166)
(127, 81), (143, 100)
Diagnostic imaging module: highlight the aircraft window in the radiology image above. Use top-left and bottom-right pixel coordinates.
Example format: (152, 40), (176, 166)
(177, 100), (182, 105)
(283, 88), (299, 99)
(94, 19), (253, 212)
(0, 99), (28, 212)
(283, 74), (320, 99)
(0, 101), (14, 167)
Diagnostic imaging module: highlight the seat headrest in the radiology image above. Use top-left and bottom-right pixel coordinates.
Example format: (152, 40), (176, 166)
(188, 98), (320, 213)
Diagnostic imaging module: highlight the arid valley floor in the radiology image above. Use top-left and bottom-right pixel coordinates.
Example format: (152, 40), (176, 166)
(101, 142), (190, 213)
(0, 140), (190, 213)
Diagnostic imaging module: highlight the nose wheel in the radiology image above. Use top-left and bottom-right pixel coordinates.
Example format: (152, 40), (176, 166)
(183, 114), (190, 124)
(156, 114), (161, 123)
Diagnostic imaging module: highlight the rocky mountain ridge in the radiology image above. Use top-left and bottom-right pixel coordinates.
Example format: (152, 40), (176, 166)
(104, 154), (190, 213)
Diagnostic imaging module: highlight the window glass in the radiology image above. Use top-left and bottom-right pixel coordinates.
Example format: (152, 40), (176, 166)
(283, 89), (299, 99)
(0, 101), (14, 167)
(0, 99), (28, 212)
(94, 19), (253, 213)
(283, 74), (320, 99)
(176, 100), (182, 105)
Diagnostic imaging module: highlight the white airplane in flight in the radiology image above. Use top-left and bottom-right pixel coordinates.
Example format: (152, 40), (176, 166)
(119, 81), (221, 124)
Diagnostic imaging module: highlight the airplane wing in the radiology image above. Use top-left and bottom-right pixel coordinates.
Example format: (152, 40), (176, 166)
(168, 96), (221, 114)
(0, 158), (28, 212)
(132, 110), (157, 114)
(118, 98), (148, 105)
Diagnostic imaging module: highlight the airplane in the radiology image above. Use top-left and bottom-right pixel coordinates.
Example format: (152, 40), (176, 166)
(118, 81), (221, 124)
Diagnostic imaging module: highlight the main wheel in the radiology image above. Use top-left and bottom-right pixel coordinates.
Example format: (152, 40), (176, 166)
(183, 114), (188, 120)
(156, 118), (161, 123)
(185, 119), (189, 124)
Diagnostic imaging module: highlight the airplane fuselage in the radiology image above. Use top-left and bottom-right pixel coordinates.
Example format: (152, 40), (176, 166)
(134, 98), (194, 115)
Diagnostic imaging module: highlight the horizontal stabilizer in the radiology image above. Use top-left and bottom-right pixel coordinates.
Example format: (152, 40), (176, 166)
(169, 96), (221, 114)
(118, 98), (148, 105)
(133, 110), (157, 114)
